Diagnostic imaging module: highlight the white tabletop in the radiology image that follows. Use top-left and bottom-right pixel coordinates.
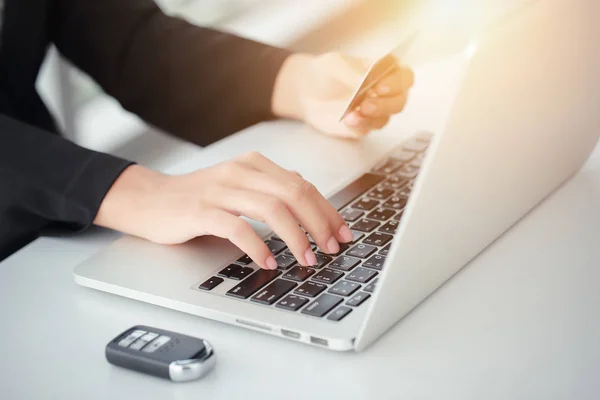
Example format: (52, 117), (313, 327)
(3, 5), (600, 400)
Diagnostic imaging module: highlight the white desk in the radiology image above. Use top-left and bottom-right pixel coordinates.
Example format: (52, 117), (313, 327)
(4, 3), (600, 398)
(3, 46), (600, 399)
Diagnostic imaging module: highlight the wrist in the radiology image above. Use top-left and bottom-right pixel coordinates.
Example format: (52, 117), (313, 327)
(94, 164), (167, 233)
(271, 52), (314, 120)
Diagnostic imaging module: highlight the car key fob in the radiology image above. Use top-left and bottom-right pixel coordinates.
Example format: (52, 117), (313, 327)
(106, 325), (216, 382)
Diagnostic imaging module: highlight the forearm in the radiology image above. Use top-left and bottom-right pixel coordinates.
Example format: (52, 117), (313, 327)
(53, 0), (292, 146)
(0, 114), (133, 230)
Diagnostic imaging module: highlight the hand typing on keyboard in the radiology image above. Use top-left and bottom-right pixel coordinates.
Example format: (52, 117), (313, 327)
(271, 52), (414, 139)
(94, 152), (354, 270)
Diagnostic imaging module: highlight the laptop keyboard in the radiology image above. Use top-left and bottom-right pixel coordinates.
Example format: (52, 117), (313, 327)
(195, 133), (432, 322)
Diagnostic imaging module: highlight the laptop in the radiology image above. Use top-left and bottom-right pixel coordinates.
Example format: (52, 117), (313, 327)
(74, 0), (600, 351)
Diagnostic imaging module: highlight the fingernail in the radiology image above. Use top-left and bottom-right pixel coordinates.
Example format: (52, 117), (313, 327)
(377, 84), (391, 94)
(304, 248), (317, 266)
(327, 236), (340, 254)
(361, 101), (377, 115)
(345, 112), (362, 127)
(265, 255), (278, 270)
(338, 225), (354, 243)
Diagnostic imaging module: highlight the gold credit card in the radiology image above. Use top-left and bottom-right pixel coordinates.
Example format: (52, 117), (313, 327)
(339, 31), (419, 121)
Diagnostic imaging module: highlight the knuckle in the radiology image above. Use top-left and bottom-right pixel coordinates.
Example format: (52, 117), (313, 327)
(287, 179), (317, 202)
(289, 170), (303, 179)
(321, 51), (339, 62)
(265, 198), (287, 218)
(241, 150), (264, 163)
(216, 161), (241, 180)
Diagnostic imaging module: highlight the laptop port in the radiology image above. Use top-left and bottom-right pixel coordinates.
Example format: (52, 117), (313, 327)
(310, 336), (329, 347)
(281, 329), (301, 339)
(235, 319), (272, 331)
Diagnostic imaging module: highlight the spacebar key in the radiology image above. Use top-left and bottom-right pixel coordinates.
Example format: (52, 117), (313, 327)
(227, 269), (281, 299)
(327, 173), (385, 210)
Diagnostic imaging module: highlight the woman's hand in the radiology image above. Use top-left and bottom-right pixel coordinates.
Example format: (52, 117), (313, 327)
(272, 52), (414, 138)
(94, 153), (354, 270)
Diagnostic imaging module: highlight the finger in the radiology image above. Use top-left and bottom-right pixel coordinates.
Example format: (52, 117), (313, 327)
(369, 116), (390, 130)
(200, 209), (276, 270)
(213, 187), (316, 267)
(342, 112), (376, 136)
(343, 112), (371, 134)
(236, 152), (353, 253)
(358, 94), (407, 117)
(238, 152), (353, 248)
(374, 65), (415, 96)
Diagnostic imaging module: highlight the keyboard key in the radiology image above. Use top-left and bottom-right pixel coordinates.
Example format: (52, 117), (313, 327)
(379, 244), (391, 256)
(366, 208), (396, 221)
(316, 243), (349, 257)
(341, 209), (364, 222)
(265, 239), (286, 255)
(363, 232), (393, 247)
(347, 267), (378, 283)
(393, 211), (403, 221)
(251, 279), (297, 305)
(236, 255), (252, 265)
(312, 268), (344, 284)
(301, 294), (343, 318)
(402, 139), (429, 153)
(410, 156), (424, 168)
(346, 292), (371, 307)
(364, 278), (379, 293)
(328, 280), (361, 297)
(352, 219), (380, 232)
(382, 176), (410, 190)
(352, 198), (379, 211)
(271, 234), (283, 242)
(379, 220), (399, 234)
(373, 159), (403, 175)
(397, 185), (411, 198)
(383, 196), (407, 210)
(327, 173), (385, 210)
(367, 187), (395, 200)
(284, 246), (316, 258)
(350, 230), (365, 243)
(373, 158), (403, 175)
(218, 264), (254, 280)
(390, 149), (415, 162)
(276, 295), (309, 311)
(395, 166), (419, 179)
(329, 256), (361, 271)
(226, 269), (281, 299)
(363, 254), (386, 270)
(198, 277), (224, 291)
(314, 253), (333, 268)
(327, 306), (353, 322)
(294, 281), (327, 297)
(347, 244), (377, 258)
(275, 254), (296, 270)
(283, 266), (316, 282)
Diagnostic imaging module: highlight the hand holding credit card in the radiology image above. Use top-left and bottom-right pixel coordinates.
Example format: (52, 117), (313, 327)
(339, 32), (419, 121)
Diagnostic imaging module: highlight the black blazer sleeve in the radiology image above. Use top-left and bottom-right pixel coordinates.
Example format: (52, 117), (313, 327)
(0, 114), (133, 250)
(51, 0), (293, 146)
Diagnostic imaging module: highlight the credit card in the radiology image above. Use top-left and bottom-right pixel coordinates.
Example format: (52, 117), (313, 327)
(339, 31), (419, 121)
(338, 0), (541, 122)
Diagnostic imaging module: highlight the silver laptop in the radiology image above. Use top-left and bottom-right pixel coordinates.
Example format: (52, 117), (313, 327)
(74, 0), (600, 351)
